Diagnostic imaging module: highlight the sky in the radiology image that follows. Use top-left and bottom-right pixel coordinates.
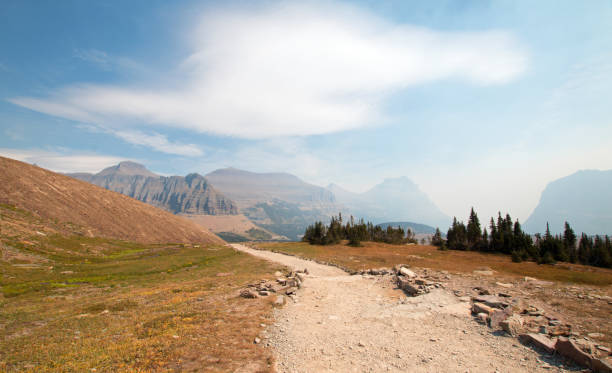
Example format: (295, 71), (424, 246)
(1, 0), (611, 224)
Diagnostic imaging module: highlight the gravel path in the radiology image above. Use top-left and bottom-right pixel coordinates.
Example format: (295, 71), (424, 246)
(231, 244), (573, 373)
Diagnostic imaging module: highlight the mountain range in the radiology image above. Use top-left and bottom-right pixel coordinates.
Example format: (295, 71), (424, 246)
(205, 168), (340, 240)
(524, 169), (612, 235)
(69, 162), (238, 215)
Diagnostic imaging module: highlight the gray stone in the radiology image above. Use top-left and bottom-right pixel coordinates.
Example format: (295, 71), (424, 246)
(500, 315), (524, 337)
(519, 333), (556, 354)
(591, 358), (612, 373)
(555, 337), (592, 367)
(472, 295), (509, 309)
(399, 267), (416, 278)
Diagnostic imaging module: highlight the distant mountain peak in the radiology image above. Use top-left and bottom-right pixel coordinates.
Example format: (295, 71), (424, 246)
(524, 169), (612, 234)
(97, 161), (158, 178)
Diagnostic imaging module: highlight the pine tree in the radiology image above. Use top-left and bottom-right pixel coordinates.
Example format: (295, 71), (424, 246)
(466, 207), (481, 249)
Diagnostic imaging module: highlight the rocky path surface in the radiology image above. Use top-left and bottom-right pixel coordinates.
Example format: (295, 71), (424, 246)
(231, 244), (573, 373)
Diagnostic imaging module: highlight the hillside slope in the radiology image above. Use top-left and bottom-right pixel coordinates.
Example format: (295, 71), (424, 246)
(524, 169), (612, 235)
(69, 162), (238, 215)
(0, 156), (224, 244)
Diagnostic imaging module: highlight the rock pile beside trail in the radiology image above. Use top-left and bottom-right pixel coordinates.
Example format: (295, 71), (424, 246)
(393, 264), (444, 296)
(466, 286), (612, 372)
(240, 268), (309, 303)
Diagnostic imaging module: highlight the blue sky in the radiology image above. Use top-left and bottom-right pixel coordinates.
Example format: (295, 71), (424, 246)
(1, 0), (611, 223)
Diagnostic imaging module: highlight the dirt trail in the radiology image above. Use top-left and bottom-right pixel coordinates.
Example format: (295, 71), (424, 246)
(231, 244), (572, 373)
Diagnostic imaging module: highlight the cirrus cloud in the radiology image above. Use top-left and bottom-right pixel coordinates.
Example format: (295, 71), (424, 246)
(8, 2), (528, 138)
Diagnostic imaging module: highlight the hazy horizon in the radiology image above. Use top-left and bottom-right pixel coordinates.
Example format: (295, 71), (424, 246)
(2, 0), (611, 223)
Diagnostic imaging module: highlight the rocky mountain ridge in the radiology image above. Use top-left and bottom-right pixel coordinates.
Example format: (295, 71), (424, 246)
(69, 162), (238, 216)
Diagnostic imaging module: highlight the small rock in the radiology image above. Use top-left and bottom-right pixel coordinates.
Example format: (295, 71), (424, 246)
(240, 289), (258, 299)
(274, 295), (285, 306)
(358, 341), (365, 347)
(589, 333), (605, 339)
(476, 313), (489, 324)
(254, 337), (261, 344)
(496, 282), (513, 288)
(596, 345), (611, 353)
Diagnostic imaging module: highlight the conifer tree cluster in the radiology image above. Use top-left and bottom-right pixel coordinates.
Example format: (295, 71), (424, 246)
(439, 208), (612, 268)
(303, 214), (416, 246)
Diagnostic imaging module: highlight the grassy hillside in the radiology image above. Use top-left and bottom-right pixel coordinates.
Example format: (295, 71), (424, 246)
(1, 204), (284, 371)
(0, 156), (223, 245)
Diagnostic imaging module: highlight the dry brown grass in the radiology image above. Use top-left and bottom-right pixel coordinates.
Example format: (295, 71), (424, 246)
(258, 241), (612, 286)
(0, 156), (222, 244)
(1, 204), (286, 372)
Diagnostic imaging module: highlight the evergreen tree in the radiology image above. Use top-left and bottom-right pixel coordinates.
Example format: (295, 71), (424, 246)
(563, 222), (577, 263)
(431, 227), (445, 248)
(466, 207), (481, 249)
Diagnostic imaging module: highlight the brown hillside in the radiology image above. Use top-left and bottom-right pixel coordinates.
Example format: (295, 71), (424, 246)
(0, 156), (224, 244)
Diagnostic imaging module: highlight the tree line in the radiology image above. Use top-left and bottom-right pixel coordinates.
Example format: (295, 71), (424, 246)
(434, 208), (612, 268)
(303, 213), (417, 246)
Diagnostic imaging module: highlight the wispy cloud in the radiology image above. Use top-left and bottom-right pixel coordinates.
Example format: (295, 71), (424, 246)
(112, 129), (203, 156)
(0, 148), (127, 173)
(8, 2), (528, 139)
(76, 124), (204, 156)
(73, 49), (112, 70)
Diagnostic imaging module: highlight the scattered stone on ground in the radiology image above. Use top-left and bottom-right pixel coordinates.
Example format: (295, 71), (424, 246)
(232, 244), (593, 372)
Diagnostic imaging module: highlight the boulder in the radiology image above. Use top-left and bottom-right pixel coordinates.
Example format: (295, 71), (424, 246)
(500, 315), (524, 337)
(472, 302), (494, 316)
(519, 333), (556, 354)
(555, 337), (592, 367)
(399, 267), (416, 278)
(398, 278), (420, 296)
(489, 309), (510, 329)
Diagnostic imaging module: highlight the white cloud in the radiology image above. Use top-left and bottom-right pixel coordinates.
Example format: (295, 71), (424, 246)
(112, 129), (203, 156)
(0, 148), (127, 173)
(7, 2), (527, 139)
(73, 49), (111, 70)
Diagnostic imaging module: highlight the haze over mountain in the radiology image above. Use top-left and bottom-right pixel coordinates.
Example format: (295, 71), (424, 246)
(328, 177), (450, 229)
(0, 156), (223, 244)
(524, 170), (612, 235)
(376, 222), (437, 235)
(69, 162), (238, 215)
(205, 168), (340, 240)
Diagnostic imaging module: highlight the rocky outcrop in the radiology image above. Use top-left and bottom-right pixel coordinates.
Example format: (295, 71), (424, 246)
(69, 162), (238, 215)
(464, 281), (612, 371)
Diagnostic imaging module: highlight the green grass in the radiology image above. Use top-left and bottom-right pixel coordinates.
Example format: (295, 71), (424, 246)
(1, 205), (284, 372)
